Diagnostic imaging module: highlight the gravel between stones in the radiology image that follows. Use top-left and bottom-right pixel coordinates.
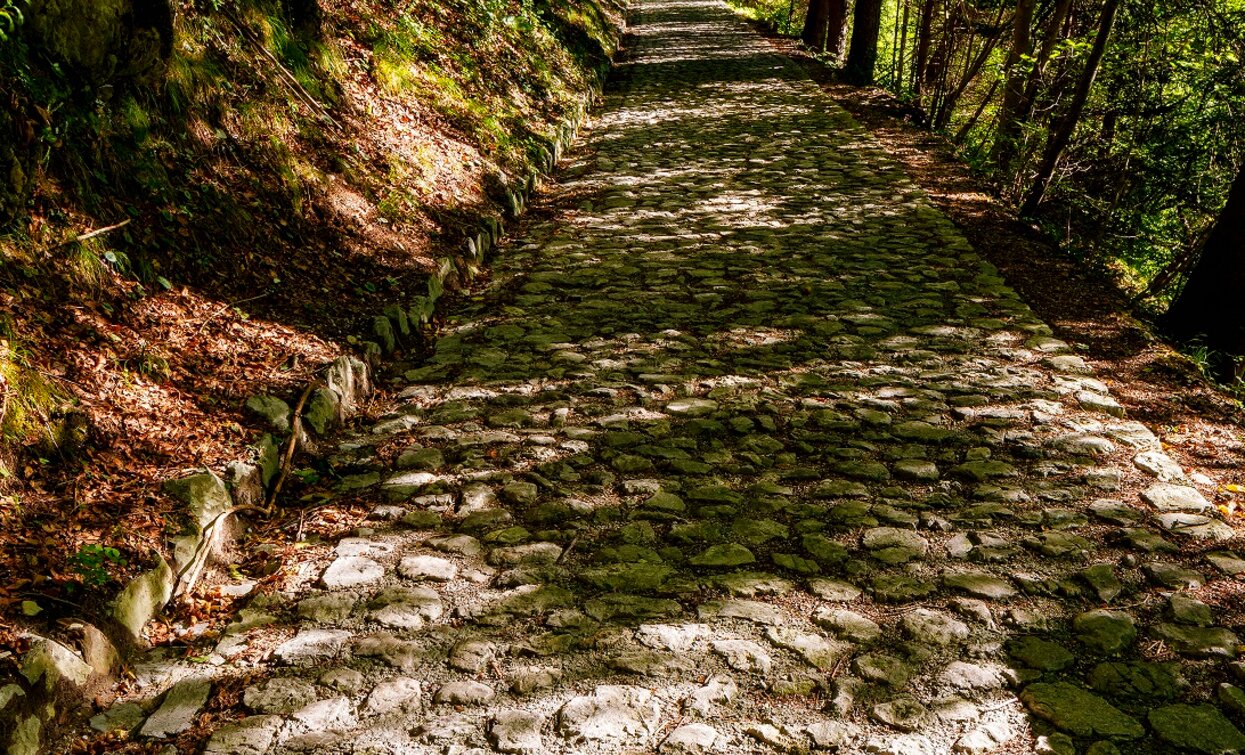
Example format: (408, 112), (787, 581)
(95, 1), (1245, 752)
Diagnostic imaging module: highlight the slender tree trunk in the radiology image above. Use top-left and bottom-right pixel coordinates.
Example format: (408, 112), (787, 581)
(826, 0), (850, 58)
(1020, 0), (1121, 216)
(802, 0), (830, 50)
(995, 0), (1072, 175)
(1163, 163), (1245, 361)
(845, 0), (885, 85)
(913, 0), (937, 104)
(896, 0), (911, 92)
(928, 2), (958, 123)
(990, 0), (1038, 166)
(955, 77), (1000, 143)
(933, 9), (1007, 131)
(1020, 0), (1074, 118)
(891, 2), (903, 85)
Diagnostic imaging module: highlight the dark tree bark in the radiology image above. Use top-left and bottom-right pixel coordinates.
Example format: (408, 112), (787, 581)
(802, 0), (830, 50)
(845, 0), (884, 85)
(989, 0), (1037, 166)
(995, 0), (1072, 174)
(895, 0), (911, 91)
(913, 0), (938, 104)
(1164, 164), (1245, 360)
(826, 0), (850, 58)
(1020, 0), (1120, 216)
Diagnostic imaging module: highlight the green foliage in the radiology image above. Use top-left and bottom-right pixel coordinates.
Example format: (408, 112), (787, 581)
(68, 543), (127, 587)
(1084, 2), (1245, 289)
(1, 0), (619, 245)
(0, 0), (24, 44)
(0, 332), (64, 452)
(728, 0), (807, 36)
(845, 0), (1245, 306)
(364, 0), (607, 166)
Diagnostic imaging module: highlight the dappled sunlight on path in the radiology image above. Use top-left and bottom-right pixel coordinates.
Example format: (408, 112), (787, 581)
(108, 1), (1245, 753)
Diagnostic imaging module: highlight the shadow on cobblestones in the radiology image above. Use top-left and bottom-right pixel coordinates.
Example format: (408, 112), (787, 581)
(95, 1), (1245, 753)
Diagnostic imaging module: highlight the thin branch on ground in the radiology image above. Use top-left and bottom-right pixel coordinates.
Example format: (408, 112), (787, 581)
(264, 381), (316, 513)
(49, 218), (132, 253)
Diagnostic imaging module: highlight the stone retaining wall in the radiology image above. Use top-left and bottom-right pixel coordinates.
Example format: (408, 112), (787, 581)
(0, 66), (612, 755)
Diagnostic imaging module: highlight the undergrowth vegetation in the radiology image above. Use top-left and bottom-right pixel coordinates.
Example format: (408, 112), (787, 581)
(0, 0), (621, 625)
(728, 0), (808, 35)
(733, 0), (1245, 379)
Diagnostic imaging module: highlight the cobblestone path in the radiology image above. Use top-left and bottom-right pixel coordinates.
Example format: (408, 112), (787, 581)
(113, 1), (1245, 753)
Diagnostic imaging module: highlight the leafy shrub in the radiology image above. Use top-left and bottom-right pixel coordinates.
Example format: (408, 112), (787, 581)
(69, 543), (126, 587)
(0, 1), (24, 44)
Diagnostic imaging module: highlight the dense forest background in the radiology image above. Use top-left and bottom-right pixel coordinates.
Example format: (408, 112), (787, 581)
(735, 0), (1245, 370)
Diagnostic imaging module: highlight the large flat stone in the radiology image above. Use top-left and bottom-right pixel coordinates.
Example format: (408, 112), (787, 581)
(139, 679), (212, 739)
(558, 685), (661, 742)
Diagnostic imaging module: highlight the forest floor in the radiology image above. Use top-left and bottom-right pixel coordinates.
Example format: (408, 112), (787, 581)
(67, 1), (1245, 753)
(0, 0), (618, 659)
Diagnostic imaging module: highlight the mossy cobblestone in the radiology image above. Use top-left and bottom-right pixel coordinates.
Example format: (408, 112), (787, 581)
(91, 1), (1245, 752)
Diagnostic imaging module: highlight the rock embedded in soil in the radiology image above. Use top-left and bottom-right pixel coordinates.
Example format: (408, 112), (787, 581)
(490, 710), (546, 753)
(1148, 704), (1245, 753)
(320, 556), (385, 589)
(660, 723), (719, 753)
(557, 685), (662, 742)
(1073, 609), (1137, 655)
(139, 678), (212, 739)
(204, 715), (284, 755)
(1141, 483), (1213, 512)
(1020, 682), (1144, 739)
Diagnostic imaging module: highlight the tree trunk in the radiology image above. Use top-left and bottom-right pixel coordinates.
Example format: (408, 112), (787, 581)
(954, 77), (999, 143)
(1020, 0), (1074, 117)
(896, 0), (912, 92)
(1019, 0), (1120, 216)
(845, 0), (884, 85)
(913, 0), (937, 104)
(802, 0), (830, 50)
(989, 0), (1038, 167)
(932, 8), (1007, 132)
(996, 0), (1072, 175)
(826, 0), (850, 58)
(1163, 163), (1245, 361)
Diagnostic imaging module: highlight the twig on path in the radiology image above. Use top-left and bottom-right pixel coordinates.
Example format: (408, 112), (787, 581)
(489, 659), (507, 683)
(292, 501), (339, 542)
(828, 653), (849, 679)
(555, 533), (582, 564)
(19, 591), (84, 612)
(221, 8), (339, 130)
(192, 292), (270, 340)
(980, 698), (1022, 713)
(50, 218), (132, 252)
(265, 381), (316, 514)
